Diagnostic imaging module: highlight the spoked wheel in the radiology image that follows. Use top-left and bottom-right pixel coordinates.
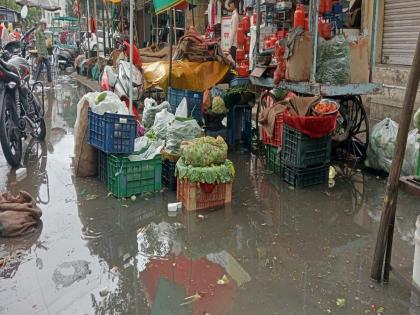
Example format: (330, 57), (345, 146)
(332, 95), (369, 165)
(0, 93), (22, 167)
(256, 90), (277, 141)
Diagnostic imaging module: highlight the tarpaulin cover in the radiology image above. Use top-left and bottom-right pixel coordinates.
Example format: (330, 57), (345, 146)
(153, 0), (184, 15)
(143, 60), (229, 92)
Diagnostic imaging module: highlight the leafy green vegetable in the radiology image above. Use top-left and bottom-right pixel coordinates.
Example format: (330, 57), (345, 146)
(210, 96), (227, 114)
(166, 119), (201, 155)
(223, 86), (259, 108)
(175, 158), (235, 184)
(181, 136), (228, 167)
(316, 35), (350, 84)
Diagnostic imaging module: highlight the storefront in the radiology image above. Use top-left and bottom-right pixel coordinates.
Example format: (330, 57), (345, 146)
(381, 0), (420, 66)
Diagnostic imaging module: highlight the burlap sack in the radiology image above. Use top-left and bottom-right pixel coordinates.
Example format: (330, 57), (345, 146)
(286, 32), (313, 82)
(74, 94), (98, 177)
(0, 191), (42, 237)
(350, 36), (369, 83)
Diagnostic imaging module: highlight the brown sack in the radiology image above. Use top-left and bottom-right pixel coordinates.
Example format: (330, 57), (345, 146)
(0, 191), (42, 237)
(286, 32), (313, 82)
(350, 36), (369, 83)
(74, 95), (97, 177)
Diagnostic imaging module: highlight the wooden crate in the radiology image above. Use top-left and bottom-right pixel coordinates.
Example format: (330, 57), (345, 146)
(176, 178), (232, 211)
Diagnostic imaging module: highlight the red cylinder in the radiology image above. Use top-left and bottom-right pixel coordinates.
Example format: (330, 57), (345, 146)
(324, 0), (332, 12)
(237, 27), (245, 46)
(237, 63), (249, 78)
(293, 4), (305, 29)
(236, 48), (246, 61)
(242, 16), (250, 32)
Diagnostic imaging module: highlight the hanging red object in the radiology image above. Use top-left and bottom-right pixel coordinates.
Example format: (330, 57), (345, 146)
(237, 27), (245, 45)
(175, 1), (188, 10)
(236, 63), (249, 77)
(324, 0), (332, 12)
(89, 16), (96, 33)
(242, 16), (250, 32)
(319, 0), (325, 14)
(293, 4), (305, 29)
(236, 48), (246, 61)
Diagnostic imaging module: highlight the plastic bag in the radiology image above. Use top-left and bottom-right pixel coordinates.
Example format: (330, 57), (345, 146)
(414, 108), (420, 129)
(151, 109), (175, 140)
(129, 139), (164, 161)
(180, 136), (228, 167)
(175, 97), (188, 117)
(166, 118), (201, 155)
(365, 118), (419, 175)
(142, 98), (170, 129)
(316, 35), (350, 84)
(90, 91), (128, 115)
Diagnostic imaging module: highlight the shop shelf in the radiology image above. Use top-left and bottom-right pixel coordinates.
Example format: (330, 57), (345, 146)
(168, 88), (203, 124)
(281, 124), (331, 168)
(261, 112), (284, 148)
(107, 154), (162, 198)
(176, 178), (232, 211)
(88, 109), (136, 154)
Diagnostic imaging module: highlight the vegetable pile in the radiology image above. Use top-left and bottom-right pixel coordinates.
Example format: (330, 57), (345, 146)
(175, 136), (235, 184)
(314, 101), (337, 115)
(181, 136), (228, 167)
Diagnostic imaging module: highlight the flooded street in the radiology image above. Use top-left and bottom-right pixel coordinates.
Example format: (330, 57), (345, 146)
(0, 77), (419, 315)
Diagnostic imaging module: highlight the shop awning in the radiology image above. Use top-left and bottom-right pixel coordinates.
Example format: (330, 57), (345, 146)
(152, 0), (184, 14)
(16, 0), (61, 11)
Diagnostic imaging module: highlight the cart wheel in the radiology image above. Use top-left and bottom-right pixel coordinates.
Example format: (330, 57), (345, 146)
(333, 95), (369, 163)
(256, 90), (277, 141)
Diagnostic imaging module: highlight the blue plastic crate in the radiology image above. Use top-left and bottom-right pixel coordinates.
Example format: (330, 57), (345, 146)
(230, 77), (250, 87)
(227, 105), (252, 149)
(88, 108), (136, 154)
(168, 88), (203, 124)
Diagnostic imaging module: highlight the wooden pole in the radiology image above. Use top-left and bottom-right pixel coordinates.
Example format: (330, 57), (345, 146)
(371, 32), (420, 282)
(168, 11), (173, 88)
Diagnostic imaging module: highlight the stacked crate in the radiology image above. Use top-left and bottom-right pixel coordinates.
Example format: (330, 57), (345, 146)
(263, 112), (283, 175)
(88, 108), (162, 198)
(281, 124), (331, 188)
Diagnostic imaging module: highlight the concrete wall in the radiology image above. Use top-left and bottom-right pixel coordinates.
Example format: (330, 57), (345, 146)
(365, 64), (420, 126)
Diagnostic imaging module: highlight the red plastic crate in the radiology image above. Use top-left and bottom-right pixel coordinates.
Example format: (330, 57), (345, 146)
(262, 112), (284, 148)
(176, 178), (232, 211)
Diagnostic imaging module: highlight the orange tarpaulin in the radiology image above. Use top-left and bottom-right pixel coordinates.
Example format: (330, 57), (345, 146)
(143, 60), (229, 92)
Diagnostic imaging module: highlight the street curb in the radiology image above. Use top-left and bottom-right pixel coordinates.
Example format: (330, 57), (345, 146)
(71, 73), (100, 92)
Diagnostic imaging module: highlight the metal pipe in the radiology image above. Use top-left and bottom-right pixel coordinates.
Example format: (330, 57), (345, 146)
(369, 0), (379, 82)
(87, 0), (91, 59)
(168, 11), (174, 88)
(129, 0), (134, 115)
(310, 0), (319, 83)
(101, 0), (106, 54)
(254, 0), (261, 70)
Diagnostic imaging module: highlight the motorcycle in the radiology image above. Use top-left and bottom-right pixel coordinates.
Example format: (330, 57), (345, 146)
(0, 35), (46, 167)
(55, 46), (78, 71)
(3, 27), (36, 58)
(100, 41), (143, 114)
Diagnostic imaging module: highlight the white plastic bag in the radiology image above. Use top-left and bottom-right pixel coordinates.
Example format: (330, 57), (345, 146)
(90, 91), (128, 115)
(129, 139), (164, 161)
(365, 118), (419, 175)
(175, 97), (188, 117)
(166, 118), (201, 155)
(143, 99), (170, 129)
(151, 109), (175, 140)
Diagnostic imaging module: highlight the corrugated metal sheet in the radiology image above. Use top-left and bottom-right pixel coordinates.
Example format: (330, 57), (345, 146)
(382, 0), (420, 65)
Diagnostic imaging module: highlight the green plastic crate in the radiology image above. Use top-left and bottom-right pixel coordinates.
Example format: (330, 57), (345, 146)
(282, 124), (331, 168)
(97, 150), (108, 184)
(282, 162), (328, 188)
(266, 145), (282, 175)
(107, 154), (162, 198)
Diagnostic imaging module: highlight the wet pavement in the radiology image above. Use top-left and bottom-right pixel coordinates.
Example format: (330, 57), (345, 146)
(0, 77), (419, 315)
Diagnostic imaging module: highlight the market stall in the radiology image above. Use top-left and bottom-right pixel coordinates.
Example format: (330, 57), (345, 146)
(248, 0), (383, 163)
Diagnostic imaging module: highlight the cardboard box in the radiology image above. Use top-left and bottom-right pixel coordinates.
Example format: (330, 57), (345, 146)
(350, 36), (370, 83)
(285, 32), (313, 82)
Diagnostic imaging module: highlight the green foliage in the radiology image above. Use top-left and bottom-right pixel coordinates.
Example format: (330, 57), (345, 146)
(181, 136), (228, 167)
(175, 158), (235, 184)
(1, 0), (42, 26)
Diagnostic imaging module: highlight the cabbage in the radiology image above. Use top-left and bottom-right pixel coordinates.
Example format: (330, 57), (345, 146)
(175, 157), (235, 184)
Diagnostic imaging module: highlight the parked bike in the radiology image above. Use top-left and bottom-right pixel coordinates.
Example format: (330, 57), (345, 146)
(0, 37), (46, 167)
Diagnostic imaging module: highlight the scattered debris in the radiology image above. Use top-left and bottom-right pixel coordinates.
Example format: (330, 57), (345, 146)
(336, 298), (346, 308)
(110, 266), (119, 274)
(217, 274), (229, 285)
(180, 293), (201, 306)
(99, 287), (110, 297)
(85, 194), (98, 201)
(130, 195), (137, 202)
